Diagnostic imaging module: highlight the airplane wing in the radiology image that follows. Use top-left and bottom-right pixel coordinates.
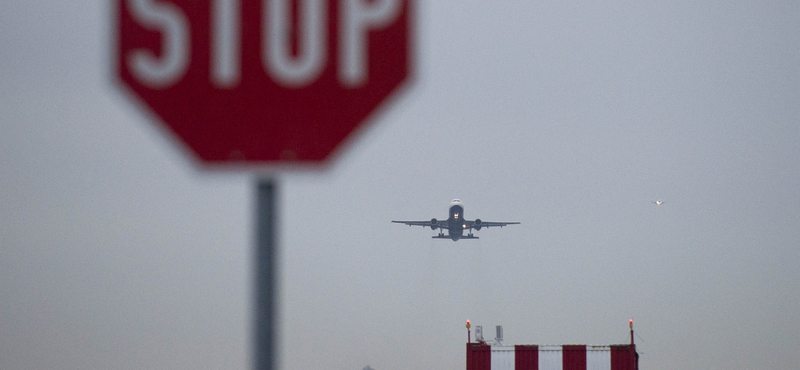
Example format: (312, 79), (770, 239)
(464, 220), (520, 229)
(391, 219), (449, 230)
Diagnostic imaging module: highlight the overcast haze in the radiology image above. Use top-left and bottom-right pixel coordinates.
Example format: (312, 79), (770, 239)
(2, 1), (799, 369)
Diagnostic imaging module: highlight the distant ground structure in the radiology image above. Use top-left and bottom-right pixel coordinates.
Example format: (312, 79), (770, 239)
(466, 323), (639, 370)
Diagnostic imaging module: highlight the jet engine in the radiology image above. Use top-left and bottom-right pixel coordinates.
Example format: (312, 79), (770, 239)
(430, 218), (438, 230)
(474, 219), (482, 230)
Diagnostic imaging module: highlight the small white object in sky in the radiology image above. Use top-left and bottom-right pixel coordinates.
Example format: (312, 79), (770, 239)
(653, 200), (663, 205)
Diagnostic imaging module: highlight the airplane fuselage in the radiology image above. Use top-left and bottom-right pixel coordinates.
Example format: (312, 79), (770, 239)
(447, 201), (466, 241)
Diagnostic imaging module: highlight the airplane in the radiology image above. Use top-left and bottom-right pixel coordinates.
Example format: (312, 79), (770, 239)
(392, 199), (520, 241)
(652, 200), (664, 205)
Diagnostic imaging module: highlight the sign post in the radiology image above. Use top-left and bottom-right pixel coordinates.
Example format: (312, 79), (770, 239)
(255, 179), (277, 370)
(116, 1), (412, 369)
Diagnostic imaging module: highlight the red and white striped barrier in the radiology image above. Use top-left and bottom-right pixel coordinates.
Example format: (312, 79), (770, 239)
(467, 343), (638, 370)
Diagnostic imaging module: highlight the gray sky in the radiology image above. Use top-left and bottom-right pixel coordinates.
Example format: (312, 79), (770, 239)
(2, 1), (799, 369)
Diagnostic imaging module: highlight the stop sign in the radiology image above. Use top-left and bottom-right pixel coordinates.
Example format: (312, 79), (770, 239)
(116, 0), (412, 164)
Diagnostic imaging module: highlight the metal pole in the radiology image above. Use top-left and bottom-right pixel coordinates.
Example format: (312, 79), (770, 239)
(630, 320), (634, 346)
(255, 178), (278, 370)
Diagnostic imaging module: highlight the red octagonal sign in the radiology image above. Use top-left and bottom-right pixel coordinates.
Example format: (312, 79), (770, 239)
(117, 0), (412, 164)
